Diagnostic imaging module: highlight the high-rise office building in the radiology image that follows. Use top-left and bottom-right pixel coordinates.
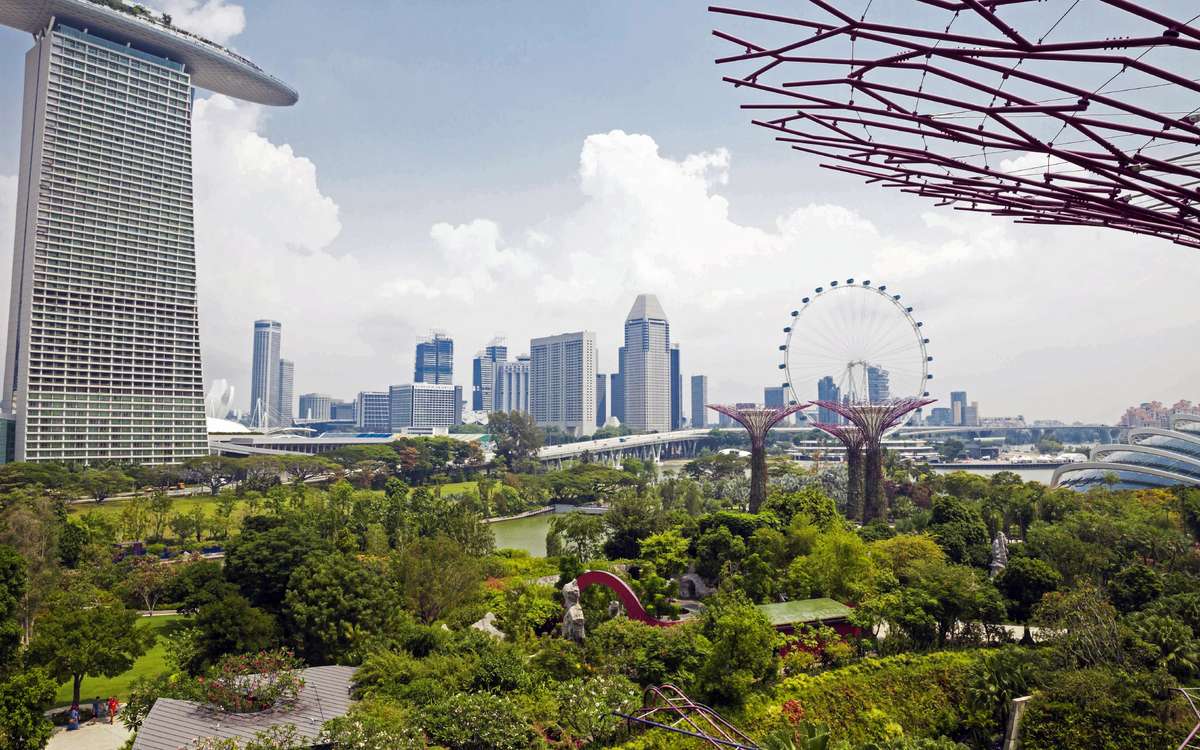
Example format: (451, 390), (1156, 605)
(670, 344), (683, 430)
(355, 391), (390, 432)
(530, 331), (596, 437)
(277, 359), (294, 426)
(867, 366), (890, 403)
(415, 332), (453, 385)
(596, 373), (608, 427)
(690, 375), (708, 429)
(389, 383), (460, 431)
(623, 294), (671, 432)
(330, 399), (356, 422)
(471, 339), (507, 411)
(764, 386), (786, 408)
(817, 376), (842, 424)
(0, 4), (295, 463)
(611, 345), (625, 424)
(493, 356), (530, 414)
(951, 390), (968, 425)
(298, 393), (332, 421)
(250, 320), (282, 429)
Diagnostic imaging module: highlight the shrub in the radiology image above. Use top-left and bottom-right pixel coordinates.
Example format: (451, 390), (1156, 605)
(747, 651), (984, 745)
(420, 692), (534, 750)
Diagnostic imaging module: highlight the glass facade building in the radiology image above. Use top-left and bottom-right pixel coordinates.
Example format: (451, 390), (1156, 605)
(297, 393), (332, 422)
(1054, 417), (1200, 492)
(389, 383), (460, 431)
(415, 332), (453, 385)
(471, 339), (507, 411)
(690, 375), (707, 429)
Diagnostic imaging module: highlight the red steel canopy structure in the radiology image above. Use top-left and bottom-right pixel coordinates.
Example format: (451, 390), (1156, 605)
(710, 1), (1200, 248)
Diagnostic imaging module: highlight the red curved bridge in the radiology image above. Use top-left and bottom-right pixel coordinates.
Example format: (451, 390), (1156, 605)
(575, 570), (679, 627)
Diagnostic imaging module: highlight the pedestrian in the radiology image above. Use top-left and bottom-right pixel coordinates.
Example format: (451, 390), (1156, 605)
(67, 704), (79, 731)
(91, 696), (101, 723)
(107, 696), (118, 724)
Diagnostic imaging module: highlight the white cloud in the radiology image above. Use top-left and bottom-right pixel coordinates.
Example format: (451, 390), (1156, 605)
(145, 0), (245, 45)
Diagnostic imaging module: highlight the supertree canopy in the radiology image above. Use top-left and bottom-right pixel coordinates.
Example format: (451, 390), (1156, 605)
(708, 403), (806, 513)
(711, 1), (1200, 249)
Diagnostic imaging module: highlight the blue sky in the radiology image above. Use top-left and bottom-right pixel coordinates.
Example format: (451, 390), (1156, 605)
(0, 1), (1197, 423)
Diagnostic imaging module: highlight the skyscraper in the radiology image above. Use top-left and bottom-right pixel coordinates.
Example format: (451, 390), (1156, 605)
(611, 346), (626, 424)
(623, 294), (671, 432)
(330, 399), (356, 422)
(670, 344), (683, 430)
(415, 332), (454, 385)
(764, 386), (786, 408)
(355, 391), (390, 432)
(951, 390), (968, 425)
(277, 359), (294, 426)
(389, 383), (459, 431)
(250, 320), (282, 429)
(298, 393), (332, 421)
(867, 366), (891, 403)
(530, 331), (596, 438)
(596, 373), (608, 427)
(817, 376), (842, 424)
(493, 356), (530, 414)
(471, 339), (507, 411)
(0, 4), (296, 462)
(690, 375), (708, 429)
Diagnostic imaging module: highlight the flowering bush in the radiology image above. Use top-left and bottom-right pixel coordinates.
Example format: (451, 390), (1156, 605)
(320, 713), (425, 749)
(188, 725), (302, 750)
(553, 674), (640, 745)
(195, 650), (305, 713)
(419, 692), (534, 750)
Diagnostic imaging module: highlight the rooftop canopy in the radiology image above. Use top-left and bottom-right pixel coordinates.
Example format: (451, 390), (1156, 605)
(0, 0), (297, 105)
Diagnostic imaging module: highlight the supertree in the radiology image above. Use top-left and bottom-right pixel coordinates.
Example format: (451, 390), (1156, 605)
(710, 2), (1200, 250)
(812, 398), (935, 522)
(707, 403), (806, 513)
(811, 422), (865, 522)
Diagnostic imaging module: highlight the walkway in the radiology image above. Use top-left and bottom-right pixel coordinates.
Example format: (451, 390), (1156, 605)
(47, 723), (131, 750)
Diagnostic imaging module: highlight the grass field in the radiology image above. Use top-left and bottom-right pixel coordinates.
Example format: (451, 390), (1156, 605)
(52, 614), (184, 707)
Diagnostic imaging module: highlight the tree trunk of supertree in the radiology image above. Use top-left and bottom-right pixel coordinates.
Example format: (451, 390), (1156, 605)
(862, 446), (886, 523)
(749, 441), (768, 513)
(845, 447), (864, 523)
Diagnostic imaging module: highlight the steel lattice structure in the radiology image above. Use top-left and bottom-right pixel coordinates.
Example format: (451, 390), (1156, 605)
(615, 685), (761, 749)
(711, 1), (1200, 248)
(708, 404), (807, 513)
(813, 398), (935, 521)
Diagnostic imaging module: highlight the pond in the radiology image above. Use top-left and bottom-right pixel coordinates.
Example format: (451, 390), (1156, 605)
(490, 512), (555, 557)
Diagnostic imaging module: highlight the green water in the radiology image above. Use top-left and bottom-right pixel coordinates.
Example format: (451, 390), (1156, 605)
(491, 513), (554, 557)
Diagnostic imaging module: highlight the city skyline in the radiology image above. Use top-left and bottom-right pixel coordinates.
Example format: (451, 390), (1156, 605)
(0, 2), (1197, 426)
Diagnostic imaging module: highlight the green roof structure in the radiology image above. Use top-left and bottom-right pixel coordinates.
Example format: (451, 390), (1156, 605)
(755, 598), (853, 627)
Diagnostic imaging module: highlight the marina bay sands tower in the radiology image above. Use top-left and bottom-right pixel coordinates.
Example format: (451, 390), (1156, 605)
(0, 1), (296, 463)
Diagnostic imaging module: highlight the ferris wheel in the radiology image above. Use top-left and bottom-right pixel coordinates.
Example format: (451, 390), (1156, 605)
(781, 279), (932, 409)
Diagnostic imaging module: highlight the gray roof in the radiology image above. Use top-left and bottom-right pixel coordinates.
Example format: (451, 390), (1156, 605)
(0, 0), (297, 105)
(132, 666), (355, 750)
(626, 293), (667, 323)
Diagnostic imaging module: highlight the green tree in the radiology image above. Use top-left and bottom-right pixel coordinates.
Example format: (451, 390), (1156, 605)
(0, 668), (56, 750)
(488, 411), (543, 471)
(639, 529), (691, 579)
(78, 467), (133, 503)
(28, 583), (149, 706)
(928, 495), (989, 567)
(698, 594), (779, 706)
(183, 456), (238, 496)
(996, 556), (1060, 625)
(148, 490), (173, 541)
(283, 554), (390, 664)
(192, 593), (279, 672)
(223, 517), (325, 611)
(603, 490), (663, 559)
(546, 512), (606, 561)
(391, 535), (483, 624)
(1108, 562), (1164, 613)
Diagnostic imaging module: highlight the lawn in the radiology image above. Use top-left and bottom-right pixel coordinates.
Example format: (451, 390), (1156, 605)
(52, 614), (184, 707)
